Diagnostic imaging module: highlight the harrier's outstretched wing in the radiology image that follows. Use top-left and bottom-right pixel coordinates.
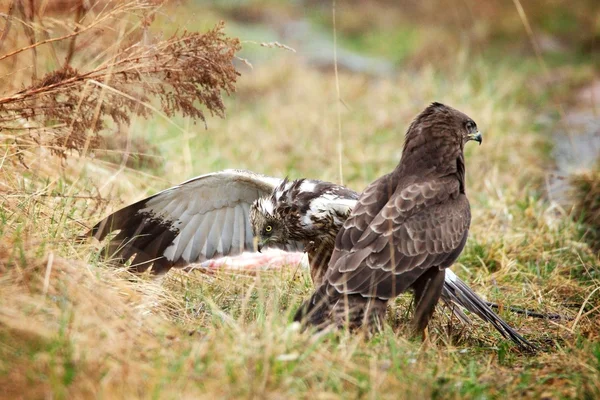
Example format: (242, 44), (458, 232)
(89, 169), (302, 273)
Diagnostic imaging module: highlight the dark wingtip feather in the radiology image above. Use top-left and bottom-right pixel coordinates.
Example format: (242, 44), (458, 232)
(88, 197), (149, 241)
(81, 197), (179, 274)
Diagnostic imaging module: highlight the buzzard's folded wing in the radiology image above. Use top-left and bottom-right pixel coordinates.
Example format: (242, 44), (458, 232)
(326, 176), (470, 300)
(89, 169), (302, 273)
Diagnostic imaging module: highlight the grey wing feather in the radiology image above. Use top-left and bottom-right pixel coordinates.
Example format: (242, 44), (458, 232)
(88, 169), (304, 273)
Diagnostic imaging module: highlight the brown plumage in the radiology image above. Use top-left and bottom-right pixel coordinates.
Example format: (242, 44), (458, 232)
(295, 102), (483, 337)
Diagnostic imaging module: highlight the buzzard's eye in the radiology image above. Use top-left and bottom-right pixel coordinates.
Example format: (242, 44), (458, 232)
(465, 120), (476, 132)
(265, 225), (272, 233)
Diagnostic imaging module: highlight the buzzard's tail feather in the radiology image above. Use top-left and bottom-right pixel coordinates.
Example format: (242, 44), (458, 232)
(442, 273), (536, 351)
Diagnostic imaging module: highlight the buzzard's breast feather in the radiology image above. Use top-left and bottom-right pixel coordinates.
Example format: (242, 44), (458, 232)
(89, 169), (302, 273)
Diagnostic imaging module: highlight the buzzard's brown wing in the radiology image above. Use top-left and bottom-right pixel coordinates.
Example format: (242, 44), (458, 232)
(325, 175), (470, 300)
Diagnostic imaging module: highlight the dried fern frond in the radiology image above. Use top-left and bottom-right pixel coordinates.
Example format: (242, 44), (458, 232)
(0, 1), (241, 162)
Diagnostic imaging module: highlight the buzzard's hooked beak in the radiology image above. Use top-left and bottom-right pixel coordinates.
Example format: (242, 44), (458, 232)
(469, 131), (482, 145)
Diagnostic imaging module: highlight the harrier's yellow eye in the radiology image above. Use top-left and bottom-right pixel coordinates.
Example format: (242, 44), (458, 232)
(265, 226), (272, 232)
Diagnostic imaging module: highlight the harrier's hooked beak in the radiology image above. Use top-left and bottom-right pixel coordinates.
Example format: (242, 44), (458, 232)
(468, 131), (482, 145)
(255, 236), (269, 253)
(253, 236), (263, 253)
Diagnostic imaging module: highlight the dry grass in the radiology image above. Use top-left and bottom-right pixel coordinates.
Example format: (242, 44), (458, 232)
(0, 239), (185, 398)
(1, 1), (599, 399)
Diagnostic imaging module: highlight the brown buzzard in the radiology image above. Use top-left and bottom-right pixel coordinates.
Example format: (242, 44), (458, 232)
(294, 102), (483, 338)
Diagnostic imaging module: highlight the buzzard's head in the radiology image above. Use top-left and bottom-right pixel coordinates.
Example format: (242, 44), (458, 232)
(400, 102), (482, 176)
(249, 197), (290, 252)
(405, 102), (482, 147)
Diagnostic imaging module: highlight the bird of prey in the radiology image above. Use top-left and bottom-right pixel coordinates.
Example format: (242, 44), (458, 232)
(295, 102), (483, 339)
(88, 167), (533, 348)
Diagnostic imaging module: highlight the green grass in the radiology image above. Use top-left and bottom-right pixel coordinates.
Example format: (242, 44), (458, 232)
(1, 1), (600, 398)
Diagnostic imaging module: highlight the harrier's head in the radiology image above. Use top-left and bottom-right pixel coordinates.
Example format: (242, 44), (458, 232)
(249, 178), (358, 252)
(399, 102), (482, 175)
(249, 196), (290, 252)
